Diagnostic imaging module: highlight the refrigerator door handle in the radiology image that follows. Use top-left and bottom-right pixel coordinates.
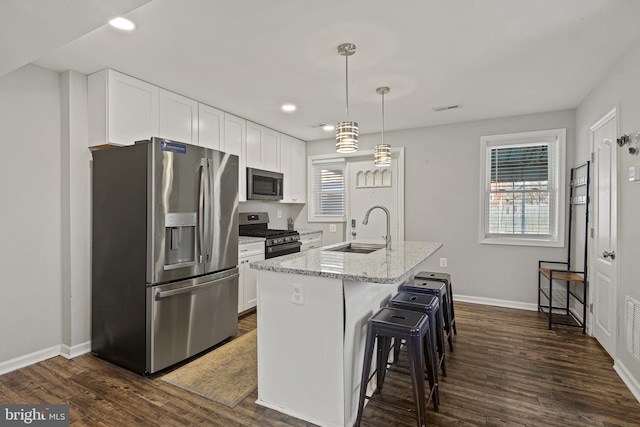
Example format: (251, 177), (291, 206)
(155, 272), (239, 299)
(205, 158), (214, 263)
(197, 158), (207, 264)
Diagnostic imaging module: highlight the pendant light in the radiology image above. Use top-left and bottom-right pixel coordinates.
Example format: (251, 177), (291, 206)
(336, 43), (358, 153)
(374, 86), (391, 166)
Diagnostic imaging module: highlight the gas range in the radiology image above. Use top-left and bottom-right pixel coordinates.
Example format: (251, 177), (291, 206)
(239, 212), (301, 259)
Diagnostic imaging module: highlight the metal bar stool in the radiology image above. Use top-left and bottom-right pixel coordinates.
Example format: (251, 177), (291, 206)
(403, 279), (454, 351)
(355, 307), (437, 427)
(415, 271), (457, 335)
(389, 291), (446, 378)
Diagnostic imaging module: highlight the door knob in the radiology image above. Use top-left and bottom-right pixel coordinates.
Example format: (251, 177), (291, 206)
(603, 250), (616, 260)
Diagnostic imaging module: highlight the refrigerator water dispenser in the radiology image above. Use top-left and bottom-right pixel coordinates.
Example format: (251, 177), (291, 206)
(164, 212), (197, 269)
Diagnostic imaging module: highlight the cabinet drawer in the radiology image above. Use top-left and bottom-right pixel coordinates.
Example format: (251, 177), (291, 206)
(239, 242), (264, 258)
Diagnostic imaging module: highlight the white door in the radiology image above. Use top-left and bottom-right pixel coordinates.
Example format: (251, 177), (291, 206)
(591, 108), (618, 358)
(347, 157), (403, 243)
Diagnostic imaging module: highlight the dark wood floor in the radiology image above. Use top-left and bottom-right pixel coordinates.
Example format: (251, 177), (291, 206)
(2, 302), (640, 426)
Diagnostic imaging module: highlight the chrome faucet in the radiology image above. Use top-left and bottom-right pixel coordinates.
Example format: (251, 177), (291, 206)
(362, 205), (391, 249)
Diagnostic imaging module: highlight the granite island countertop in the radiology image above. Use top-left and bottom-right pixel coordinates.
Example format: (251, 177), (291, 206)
(251, 240), (443, 284)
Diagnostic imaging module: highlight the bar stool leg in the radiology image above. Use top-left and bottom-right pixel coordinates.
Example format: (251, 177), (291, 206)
(407, 335), (427, 427)
(443, 292), (454, 352)
(376, 336), (392, 389)
(448, 281), (457, 335)
(355, 327), (376, 427)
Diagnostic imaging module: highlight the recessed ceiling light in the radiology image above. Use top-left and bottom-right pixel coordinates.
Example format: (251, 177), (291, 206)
(282, 104), (296, 112)
(323, 124), (335, 132)
(109, 17), (136, 31)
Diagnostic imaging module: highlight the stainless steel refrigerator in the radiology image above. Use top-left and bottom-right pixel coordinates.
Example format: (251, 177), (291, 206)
(92, 137), (239, 374)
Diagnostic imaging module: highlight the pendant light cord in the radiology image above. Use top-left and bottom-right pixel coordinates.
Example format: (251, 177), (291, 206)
(381, 90), (385, 144)
(345, 53), (350, 121)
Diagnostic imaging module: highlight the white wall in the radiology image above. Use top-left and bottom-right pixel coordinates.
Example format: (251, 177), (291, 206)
(0, 65), (62, 363)
(575, 37), (640, 396)
(300, 110), (576, 307)
(60, 71), (92, 357)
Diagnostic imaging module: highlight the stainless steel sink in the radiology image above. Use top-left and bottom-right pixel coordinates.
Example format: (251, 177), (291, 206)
(323, 242), (386, 254)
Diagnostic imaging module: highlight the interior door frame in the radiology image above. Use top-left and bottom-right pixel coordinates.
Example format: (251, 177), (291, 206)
(345, 147), (405, 241)
(588, 106), (619, 356)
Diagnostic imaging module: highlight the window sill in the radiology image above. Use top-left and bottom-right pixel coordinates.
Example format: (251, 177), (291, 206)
(480, 236), (564, 248)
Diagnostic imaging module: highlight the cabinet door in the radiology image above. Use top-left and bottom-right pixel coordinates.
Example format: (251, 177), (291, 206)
(223, 113), (247, 202)
(89, 69), (160, 147)
(198, 103), (224, 150)
(159, 89), (199, 144)
(243, 253), (264, 311)
(289, 137), (307, 202)
(238, 253), (264, 312)
(280, 134), (307, 203)
(247, 121), (280, 171)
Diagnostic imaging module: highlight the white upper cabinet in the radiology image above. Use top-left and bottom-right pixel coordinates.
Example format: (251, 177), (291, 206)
(198, 103), (225, 150)
(280, 134), (307, 203)
(223, 113), (247, 202)
(158, 89), (199, 145)
(246, 121), (280, 172)
(88, 69), (159, 147)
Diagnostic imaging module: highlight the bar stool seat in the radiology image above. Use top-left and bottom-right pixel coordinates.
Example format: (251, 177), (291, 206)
(355, 307), (437, 427)
(403, 279), (454, 351)
(389, 291), (446, 378)
(415, 271), (457, 335)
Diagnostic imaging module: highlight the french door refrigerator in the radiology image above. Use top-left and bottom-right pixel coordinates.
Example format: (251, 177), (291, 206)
(92, 137), (239, 374)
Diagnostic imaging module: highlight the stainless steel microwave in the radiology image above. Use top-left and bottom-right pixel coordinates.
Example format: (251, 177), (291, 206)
(247, 167), (283, 201)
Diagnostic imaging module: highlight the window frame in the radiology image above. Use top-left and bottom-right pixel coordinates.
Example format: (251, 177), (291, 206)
(479, 128), (566, 247)
(307, 157), (347, 223)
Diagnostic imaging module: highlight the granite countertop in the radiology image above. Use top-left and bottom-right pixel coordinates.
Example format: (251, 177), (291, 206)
(251, 240), (443, 284)
(239, 236), (265, 244)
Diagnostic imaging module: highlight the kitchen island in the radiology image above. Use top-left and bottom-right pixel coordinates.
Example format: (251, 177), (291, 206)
(251, 240), (442, 427)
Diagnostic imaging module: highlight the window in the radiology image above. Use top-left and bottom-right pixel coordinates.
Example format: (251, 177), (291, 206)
(479, 129), (566, 247)
(308, 158), (347, 222)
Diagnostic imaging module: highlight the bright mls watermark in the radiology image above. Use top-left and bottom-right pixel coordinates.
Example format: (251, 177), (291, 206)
(0, 405), (69, 426)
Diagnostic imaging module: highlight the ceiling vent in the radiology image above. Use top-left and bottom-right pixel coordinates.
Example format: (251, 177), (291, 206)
(433, 104), (461, 112)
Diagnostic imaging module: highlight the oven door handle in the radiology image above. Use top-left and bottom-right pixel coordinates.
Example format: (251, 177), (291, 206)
(267, 241), (302, 255)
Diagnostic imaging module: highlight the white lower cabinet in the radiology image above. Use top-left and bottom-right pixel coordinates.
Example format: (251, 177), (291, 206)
(238, 242), (264, 313)
(300, 231), (322, 251)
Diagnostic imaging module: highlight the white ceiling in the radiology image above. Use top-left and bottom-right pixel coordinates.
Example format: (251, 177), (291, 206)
(11, 0), (640, 141)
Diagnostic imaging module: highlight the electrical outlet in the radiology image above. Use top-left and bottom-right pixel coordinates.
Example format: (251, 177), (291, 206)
(329, 224), (337, 233)
(440, 258), (448, 268)
(277, 210), (282, 218)
(292, 283), (304, 305)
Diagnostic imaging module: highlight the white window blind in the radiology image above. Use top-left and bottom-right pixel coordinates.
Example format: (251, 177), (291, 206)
(487, 143), (552, 236)
(309, 159), (346, 221)
(480, 129), (565, 247)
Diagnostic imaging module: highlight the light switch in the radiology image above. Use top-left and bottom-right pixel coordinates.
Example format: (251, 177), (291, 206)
(629, 165), (640, 182)
(329, 224), (337, 233)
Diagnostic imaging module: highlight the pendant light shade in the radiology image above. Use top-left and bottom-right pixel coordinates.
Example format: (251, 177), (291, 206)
(336, 43), (358, 153)
(375, 86), (391, 167)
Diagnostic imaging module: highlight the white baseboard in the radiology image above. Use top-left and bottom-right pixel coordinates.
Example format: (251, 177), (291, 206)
(0, 341), (91, 375)
(60, 341), (91, 359)
(0, 345), (60, 376)
(454, 294), (538, 312)
(614, 359), (640, 404)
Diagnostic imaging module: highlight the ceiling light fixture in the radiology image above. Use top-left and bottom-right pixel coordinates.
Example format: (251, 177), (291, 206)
(282, 104), (296, 112)
(374, 87), (391, 167)
(323, 124), (335, 132)
(109, 17), (136, 31)
(336, 43), (358, 153)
